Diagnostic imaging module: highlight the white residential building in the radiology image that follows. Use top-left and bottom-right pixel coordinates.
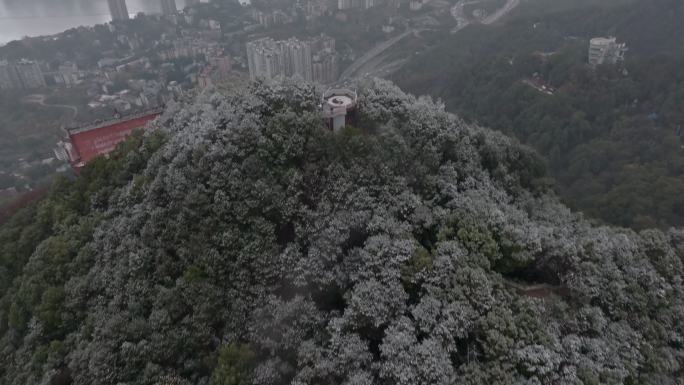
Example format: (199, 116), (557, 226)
(589, 37), (627, 67)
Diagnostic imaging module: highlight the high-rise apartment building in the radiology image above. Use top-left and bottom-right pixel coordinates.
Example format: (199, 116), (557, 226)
(107, 0), (130, 21)
(588, 37), (627, 67)
(338, 0), (354, 10)
(0, 60), (45, 89)
(15, 60), (47, 89)
(247, 38), (277, 81)
(160, 0), (178, 15)
(246, 35), (338, 84)
(283, 38), (313, 81)
(313, 52), (339, 85)
(364, 0), (377, 9)
(338, 0), (379, 10)
(0, 61), (19, 90)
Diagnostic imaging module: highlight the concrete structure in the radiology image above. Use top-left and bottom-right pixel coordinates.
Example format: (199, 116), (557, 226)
(338, 0), (379, 10)
(160, 0), (178, 15)
(51, 62), (80, 86)
(210, 55), (232, 75)
(338, 0), (354, 10)
(247, 35), (337, 84)
(0, 61), (20, 90)
(107, 0), (130, 21)
(251, 9), (293, 27)
(589, 37), (627, 67)
(199, 55), (232, 88)
(313, 52), (339, 85)
(246, 38), (279, 80)
(55, 109), (162, 171)
(0, 60), (46, 89)
(322, 89), (357, 132)
(410, 0), (424, 11)
(15, 60), (45, 89)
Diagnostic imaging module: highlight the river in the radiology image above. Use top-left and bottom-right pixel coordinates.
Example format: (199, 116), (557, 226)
(0, 0), (194, 45)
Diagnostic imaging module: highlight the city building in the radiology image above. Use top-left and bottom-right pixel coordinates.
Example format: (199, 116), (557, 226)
(246, 35), (338, 84)
(157, 36), (223, 61)
(107, 0), (130, 21)
(160, 0), (178, 15)
(0, 60), (46, 89)
(185, 0), (200, 6)
(251, 9), (293, 27)
(52, 62), (80, 86)
(55, 109), (162, 172)
(410, 0), (424, 11)
(0, 61), (20, 90)
(199, 55), (233, 89)
(313, 52), (339, 85)
(588, 37), (627, 67)
(338, 0), (380, 10)
(210, 55), (233, 75)
(247, 38), (282, 80)
(303, 0), (330, 20)
(16, 60), (46, 89)
(338, 0), (354, 10)
(322, 89), (357, 132)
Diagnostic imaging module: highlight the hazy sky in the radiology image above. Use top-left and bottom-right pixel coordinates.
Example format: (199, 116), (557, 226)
(0, 0), (192, 44)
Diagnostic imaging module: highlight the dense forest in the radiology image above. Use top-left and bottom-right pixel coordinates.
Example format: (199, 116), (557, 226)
(0, 80), (682, 385)
(394, 0), (684, 229)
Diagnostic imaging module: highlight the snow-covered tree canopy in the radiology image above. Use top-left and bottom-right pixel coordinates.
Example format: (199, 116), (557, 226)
(0, 79), (682, 385)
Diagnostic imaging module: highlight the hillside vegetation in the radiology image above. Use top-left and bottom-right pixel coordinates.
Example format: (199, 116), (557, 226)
(0, 80), (682, 385)
(395, 0), (684, 229)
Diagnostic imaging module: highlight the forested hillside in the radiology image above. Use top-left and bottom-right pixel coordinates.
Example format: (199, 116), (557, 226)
(394, 0), (684, 229)
(0, 80), (682, 385)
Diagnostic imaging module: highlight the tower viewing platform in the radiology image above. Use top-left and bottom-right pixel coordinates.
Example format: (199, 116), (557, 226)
(322, 88), (357, 132)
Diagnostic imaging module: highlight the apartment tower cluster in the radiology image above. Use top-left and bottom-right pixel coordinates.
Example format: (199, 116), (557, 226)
(0, 60), (46, 90)
(337, 0), (379, 10)
(246, 35), (339, 84)
(108, 0), (185, 21)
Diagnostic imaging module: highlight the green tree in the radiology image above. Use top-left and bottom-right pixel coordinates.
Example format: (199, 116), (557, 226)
(210, 344), (256, 385)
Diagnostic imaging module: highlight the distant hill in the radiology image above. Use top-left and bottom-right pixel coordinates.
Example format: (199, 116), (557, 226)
(394, 0), (684, 229)
(0, 80), (682, 385)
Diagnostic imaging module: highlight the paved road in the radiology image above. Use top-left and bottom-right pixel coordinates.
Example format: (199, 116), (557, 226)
(339, 29), (415, 80)
(451, 0), (485, 32)
(24, 94), (79, 120)
(483, 0), (520, 25)
(340, 0), (520, 81)
(451, 0), (519, 32)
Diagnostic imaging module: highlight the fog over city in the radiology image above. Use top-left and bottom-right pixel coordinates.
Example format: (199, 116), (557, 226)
(0, 1), (682, 385)
(0, 0), (199, 43)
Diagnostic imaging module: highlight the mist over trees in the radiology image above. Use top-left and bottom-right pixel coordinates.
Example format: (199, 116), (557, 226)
(395, 0), (684, 229)
(0, 80), (682, 385)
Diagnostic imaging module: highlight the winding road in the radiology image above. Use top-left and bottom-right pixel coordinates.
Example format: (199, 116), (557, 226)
(452, 0), (520, 32)
(24, 94), (79, 121)
(482, 0), (520, 25)
(339, 30), (415, 81)
(340, 0), (520, 81)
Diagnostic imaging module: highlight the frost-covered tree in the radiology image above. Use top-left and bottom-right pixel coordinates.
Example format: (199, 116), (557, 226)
(0, 79), (681, 385)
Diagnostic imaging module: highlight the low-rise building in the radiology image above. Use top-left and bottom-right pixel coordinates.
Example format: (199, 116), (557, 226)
(589, 37), (627, 67)
(55, 109), (162, 171)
